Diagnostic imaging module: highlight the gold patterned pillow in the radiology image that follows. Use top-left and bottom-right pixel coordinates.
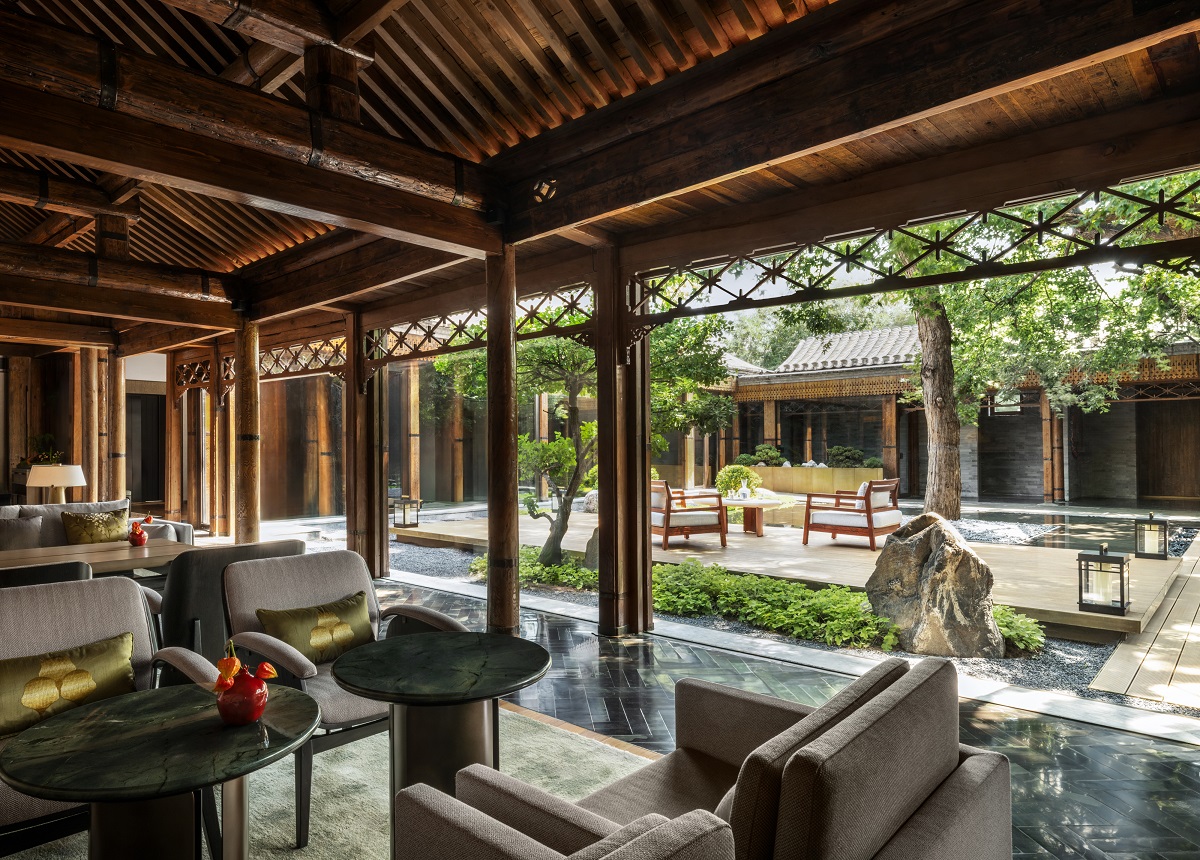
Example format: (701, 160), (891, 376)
(256, 592), (373, 664)
(61, 510), (128, 545)
(0, 632), (135, 737)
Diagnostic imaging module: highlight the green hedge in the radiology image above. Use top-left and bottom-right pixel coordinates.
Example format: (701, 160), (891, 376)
(470, 546), (599, 591)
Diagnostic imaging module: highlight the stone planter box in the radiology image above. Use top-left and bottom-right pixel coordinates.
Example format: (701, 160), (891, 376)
(754, 466), (883, 496)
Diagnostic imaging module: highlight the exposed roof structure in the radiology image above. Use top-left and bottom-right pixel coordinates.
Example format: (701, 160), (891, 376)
(772, 326), (919, 375)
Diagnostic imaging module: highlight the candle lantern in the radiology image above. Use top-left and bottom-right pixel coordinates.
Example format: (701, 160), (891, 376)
(1077, 543), (1131, 616)
(1134, 512), (1170, 560)
(389, 496), (421, 529)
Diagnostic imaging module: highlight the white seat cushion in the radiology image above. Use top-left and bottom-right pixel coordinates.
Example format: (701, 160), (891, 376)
(810, 509), (903, 529)
(651, 511), (720, 528)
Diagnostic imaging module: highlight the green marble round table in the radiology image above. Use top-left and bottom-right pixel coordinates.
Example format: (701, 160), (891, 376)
(0, 684), (320, 860)
(332, 632), (550, 810)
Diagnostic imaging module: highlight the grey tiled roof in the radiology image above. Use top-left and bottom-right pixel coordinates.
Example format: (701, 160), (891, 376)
(774, 325), (919, 373)
(723, 353), (769, 375)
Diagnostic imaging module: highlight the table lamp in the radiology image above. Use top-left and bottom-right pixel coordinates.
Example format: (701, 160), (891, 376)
(26, 464), (87, 504)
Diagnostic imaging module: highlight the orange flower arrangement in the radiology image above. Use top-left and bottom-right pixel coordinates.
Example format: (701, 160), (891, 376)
(213, 641), (277, 725)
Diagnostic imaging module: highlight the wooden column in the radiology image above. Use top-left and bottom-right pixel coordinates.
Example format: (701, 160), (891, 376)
(97, 350), (109, 500)
(80, 348), (99, 502)
(536, 393), (550, 498)
(1050, 399), (1065, 504)
(108, 355), (126, 502)
(7, 356), (30, 490)
(234, 318), (261, 543)
(165, 353), (183, 521)
(596, 245), (652, 636)
(208, 348), (227, 536)
(184, 387), (203, 523)
(70, 352), (83, 501)
(1040, 392), (1054, 504)
(681, 395), (696, 489)
(344, 313), (388, 575)
(404, 363), (421, 502)
(317, 382), (336, 515)
(224, 385), (236, 525)
(450, 392), (464, 503)
(881, 394), (899, 479)
(763, 399), (778, 448)
(486, 246), (520, 635)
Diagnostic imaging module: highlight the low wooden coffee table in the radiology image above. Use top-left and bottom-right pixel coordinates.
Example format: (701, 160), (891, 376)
(722, 497), (782, 537)
(0, 538), (189, 575)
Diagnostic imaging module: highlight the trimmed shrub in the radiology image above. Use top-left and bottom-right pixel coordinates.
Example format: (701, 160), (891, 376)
(826, 445), (866, 468)
(734, 454), (758, 466)
(471, 546), (599, 591)
(862, 456), (884, 469)
(715, 464), (762, 497)
(750, 444), (785, 466)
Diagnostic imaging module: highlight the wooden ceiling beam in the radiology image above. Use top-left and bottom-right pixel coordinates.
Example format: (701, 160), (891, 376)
(116, 324), (222, 357)
(495, 0), (1200, 240)
(0, 84), (501, 258)
(0, 240), (238, 302)
(0, 318), (116, 348)
(0, 163), (141, 220)
(21, 213), (93, 247)
(248, 240), (463, 320)
(0, 342), (67, 358)
(0, 12), (488, 212)
(0, 274), (240, 329)
(155, 0), (338, 55)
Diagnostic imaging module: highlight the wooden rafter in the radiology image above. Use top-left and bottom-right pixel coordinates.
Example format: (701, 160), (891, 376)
(117, 324), (222, 357)
(0, 318), (116, 347)
(0, 274), (239, 329)
(0, 163), (140, 221)
(154, 0), (338, 54)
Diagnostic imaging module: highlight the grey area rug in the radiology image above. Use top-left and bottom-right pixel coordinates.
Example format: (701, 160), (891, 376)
(12, 708), (650, 859)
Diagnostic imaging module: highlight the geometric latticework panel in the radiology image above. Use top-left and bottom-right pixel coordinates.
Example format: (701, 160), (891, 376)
(733, 374), (911, 401)
(1114, 379), (1200, 402)
(632, 169), (1200, 324)
(1066, 353), (1200, 385)
(259, 336), (347, 381)
(175, 359), (212, 392)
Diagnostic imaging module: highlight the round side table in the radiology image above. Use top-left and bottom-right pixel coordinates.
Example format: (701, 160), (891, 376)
(0, 684), (320, 860)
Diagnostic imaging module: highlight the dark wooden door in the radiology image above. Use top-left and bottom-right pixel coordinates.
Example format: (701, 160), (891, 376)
(1137, 400), (1200, 500)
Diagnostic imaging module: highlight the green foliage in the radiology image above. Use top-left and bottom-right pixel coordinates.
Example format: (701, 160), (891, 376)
(739, 444), (784, 466)
(715, 465), (763, 496)
(863, 456), (884, 469)
(826, 446), (866, 468)
(469, 546), (600, 591)
(993, 605), (1046, 656)
(651, 560), (899, 650)
(733, 454), (758, 466)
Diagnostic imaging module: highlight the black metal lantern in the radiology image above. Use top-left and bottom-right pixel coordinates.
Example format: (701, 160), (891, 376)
(389, 496), (421, 529)
(1134, 512), (1170, 560)
(1077, 543), (1131, 616)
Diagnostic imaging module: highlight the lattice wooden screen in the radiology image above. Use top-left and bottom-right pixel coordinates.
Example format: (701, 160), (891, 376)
(259, 335), (348, 381)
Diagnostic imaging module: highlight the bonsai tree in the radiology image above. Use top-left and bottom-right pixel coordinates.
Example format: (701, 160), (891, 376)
(826, 446), (866, 468)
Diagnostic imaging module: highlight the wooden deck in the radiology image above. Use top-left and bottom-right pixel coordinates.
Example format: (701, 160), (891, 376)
(1091, 541), (1200, 706)
(394, 514), (1181, 635)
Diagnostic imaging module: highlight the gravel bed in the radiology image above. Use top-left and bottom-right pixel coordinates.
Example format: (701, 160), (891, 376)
(1171, 528), (1198, 557)
(900, 516), (1059, 545)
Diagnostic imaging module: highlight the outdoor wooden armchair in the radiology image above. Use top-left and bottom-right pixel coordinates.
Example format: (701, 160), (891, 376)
(802, 478), (902, 550)
(649, 480), (727, 550)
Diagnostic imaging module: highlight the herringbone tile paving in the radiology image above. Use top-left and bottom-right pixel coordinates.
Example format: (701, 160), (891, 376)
(378, 583), (1200, 859)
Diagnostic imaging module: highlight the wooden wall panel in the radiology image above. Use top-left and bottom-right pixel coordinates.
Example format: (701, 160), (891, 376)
(1137, 400), (1200, 500)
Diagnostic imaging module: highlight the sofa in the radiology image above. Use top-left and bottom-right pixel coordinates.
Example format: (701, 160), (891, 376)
(0, 499), (193, 549)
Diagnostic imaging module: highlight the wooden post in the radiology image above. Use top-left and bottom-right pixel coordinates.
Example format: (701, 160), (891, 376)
(405, 363), (421, 502)
(317, 380), (336, 515)
(596, 245), (652, 636)
(881, 394), (898, 479)
(224, 384), (236, 525)
(450, 392), (464, 503)
(234, 317), (261, 543)
(80, 348), (99, 502)
(763, 399), (777, 448)
(108, 355), (126, 502)
(165, 352), (183, 521)
(1051, 400), (1065, 504)
(344, 313), (389, 575)
(184, 387), (202, 524)
(97, 350), (109, 500)
(536, 392), (550, 499)
(70, 352), (83, 502)
(486, 246), (520, 635)
(208, 347), (227, 536)
(303, 377), (320, 516)
(1040, 391), (1054, 504)
(7, 356), (30, 491)
(681, 394), (696, 489)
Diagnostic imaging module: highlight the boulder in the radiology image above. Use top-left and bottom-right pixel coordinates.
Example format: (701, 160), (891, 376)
(866, 513), (1004, 658)
(583, 490), (599, 514)
(583, 527), (600, 571)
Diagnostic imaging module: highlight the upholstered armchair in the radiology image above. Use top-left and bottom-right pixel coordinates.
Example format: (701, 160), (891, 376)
(0, 577), (224, 858)
(802, 478), (902, 550)
(394, 785), (735, 860)
(222, 550), (465, 848)
(0, 561), (91, 588)
(649, 480), (727, 550)
(149, 540), (306, 685)
(458, 658), (909, 860)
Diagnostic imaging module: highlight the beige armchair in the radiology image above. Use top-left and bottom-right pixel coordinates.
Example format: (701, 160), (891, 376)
(803, 478), (902, 550)
(650, 480), (727, 550)
(394, 784), (735, 860)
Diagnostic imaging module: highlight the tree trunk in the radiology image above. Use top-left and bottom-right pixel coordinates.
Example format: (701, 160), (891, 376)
(916, 300), (961, 520)
(538, 385), (590, 565)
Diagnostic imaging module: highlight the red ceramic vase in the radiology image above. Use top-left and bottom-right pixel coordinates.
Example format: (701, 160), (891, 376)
(128, 530), (148, 547)
(216, 668), (269, 726)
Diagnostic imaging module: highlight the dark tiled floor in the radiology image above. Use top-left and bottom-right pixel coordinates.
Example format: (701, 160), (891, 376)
(379, 583), (1200, 859)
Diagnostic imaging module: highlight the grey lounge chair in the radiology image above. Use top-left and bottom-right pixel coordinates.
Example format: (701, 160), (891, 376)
(222, 550), (465, 849)
(394, 785), (735, 860)
(0, 561), (91, 588)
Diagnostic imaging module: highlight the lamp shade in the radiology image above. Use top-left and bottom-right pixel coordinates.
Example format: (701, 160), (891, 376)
(26, 464), (88, 488)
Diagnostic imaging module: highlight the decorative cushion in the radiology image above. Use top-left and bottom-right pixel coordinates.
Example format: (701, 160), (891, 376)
(0, 517), (42, 551)
(0, 632), (135, 737)
(20, 500), (129, 547)
(853, 481), (870, 510)
(61, 510), (128, 545)
(256, 591), (373, 664)
(809, 509), (903, 529)
(651, 511), (720, 528)
(141, 523), (178, 542)
(869, 489), (892, 509)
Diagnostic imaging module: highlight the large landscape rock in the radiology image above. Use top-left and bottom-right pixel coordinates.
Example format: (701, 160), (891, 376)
(866, 513), (1005, 658)
(583, 527), (600, 571)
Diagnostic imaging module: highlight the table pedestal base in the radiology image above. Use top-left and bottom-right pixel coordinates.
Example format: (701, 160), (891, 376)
(742, 507), (765, 537)
(90, 792), (200, 860)
(222, 776), (249, 860)
(389, 700), (495, 797)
